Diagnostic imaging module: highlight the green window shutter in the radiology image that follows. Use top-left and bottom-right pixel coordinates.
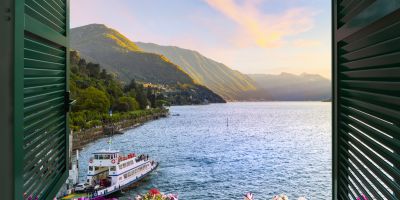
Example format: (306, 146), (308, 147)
(14, 0), (70, 199)
(333, 1), (400, 199)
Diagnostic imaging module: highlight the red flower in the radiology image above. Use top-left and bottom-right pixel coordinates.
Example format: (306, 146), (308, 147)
(148, 188), (160, 196)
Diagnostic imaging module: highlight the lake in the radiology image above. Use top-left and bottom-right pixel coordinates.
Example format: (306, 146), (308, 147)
(78, 102), (332, 199)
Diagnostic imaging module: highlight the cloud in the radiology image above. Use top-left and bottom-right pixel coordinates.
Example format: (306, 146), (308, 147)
(204, 0), (317, 48)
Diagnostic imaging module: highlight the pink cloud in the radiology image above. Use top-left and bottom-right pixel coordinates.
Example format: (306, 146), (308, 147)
(204, 0), (317, 48)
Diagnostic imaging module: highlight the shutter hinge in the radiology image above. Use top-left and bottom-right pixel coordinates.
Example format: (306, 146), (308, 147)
(65, 91), (76, 112)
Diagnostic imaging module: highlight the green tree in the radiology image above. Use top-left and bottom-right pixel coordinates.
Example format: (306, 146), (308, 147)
(146, 88), (156, 108)
(86, 62), (100, 78)
(114, 96), (139, 112)
(136, 84), (148, 109)
(74, 86), (110, 113)
(124, 79), (137, 92)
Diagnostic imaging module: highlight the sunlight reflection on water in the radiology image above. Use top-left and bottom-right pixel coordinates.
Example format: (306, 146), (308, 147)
(79, 102), (331, 199)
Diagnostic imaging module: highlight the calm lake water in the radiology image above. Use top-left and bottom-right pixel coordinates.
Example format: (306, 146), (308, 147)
(78, 102), (332, 199)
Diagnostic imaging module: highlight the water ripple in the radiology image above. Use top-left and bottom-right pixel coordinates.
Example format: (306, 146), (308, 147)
(79, 102), (331, 199)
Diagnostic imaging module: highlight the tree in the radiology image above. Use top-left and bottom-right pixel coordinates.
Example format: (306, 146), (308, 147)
(146, 88), (156, 108)
(86, 62), (100, 78)
(74, 86), (110, 113)
(114, 96), (139, 112)
(136, 84), (148, 109)
(100, 69), (108, 79)
(124, 79), (137, 92)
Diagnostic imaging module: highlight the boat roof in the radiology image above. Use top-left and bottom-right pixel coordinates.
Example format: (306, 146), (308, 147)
(92, 149), (120, 154)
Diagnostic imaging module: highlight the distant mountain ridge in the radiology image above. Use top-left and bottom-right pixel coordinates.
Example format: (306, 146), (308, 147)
(248, 73), (331, 101)
(71, 24), (225, 103)
(71, 24), (330, 102)
(136, 42), (257, 100)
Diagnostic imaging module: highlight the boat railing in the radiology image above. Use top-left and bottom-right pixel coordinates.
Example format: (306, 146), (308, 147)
(117, 153), (136, 163)
(135, 154), (149, 162)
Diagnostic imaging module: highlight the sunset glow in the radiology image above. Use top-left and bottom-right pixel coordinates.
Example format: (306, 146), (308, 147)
(71, 0), (331, 78)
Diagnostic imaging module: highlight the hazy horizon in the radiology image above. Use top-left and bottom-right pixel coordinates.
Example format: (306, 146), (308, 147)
(71, 0), (331, 79)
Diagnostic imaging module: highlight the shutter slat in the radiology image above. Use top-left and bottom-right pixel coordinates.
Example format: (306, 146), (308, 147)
(24, 77), (66, 87)
(342, 37), (400, 61)
(25, 48), (66, 63)
(25, 58), (65, 70)
(24, 88), (64, 106)
(341, 67), (400, 80)
(342, 20), (400, 52)
(25, 37), (64, 56)
(341, 97), (400, 122)
(340, 88), (400, 109)
(24, 83), (65, 97)
(340, 0), (375, 24)
(341, 52), (400, 70)
(25, 67), (65, 78)
(340, 80), (400, 93)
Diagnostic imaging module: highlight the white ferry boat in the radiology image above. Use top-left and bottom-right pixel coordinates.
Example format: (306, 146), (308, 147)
(81, 149), (158, 198)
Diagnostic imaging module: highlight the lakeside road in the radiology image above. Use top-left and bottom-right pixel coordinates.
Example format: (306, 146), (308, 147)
(71, 109), (169, 151)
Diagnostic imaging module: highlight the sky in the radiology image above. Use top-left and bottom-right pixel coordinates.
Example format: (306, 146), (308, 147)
(71, 0), (331, 78)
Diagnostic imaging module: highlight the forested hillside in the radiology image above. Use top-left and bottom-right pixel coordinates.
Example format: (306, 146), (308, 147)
(69, 51), (225, 130)
(69, 51), (167, 130)
(71, 24), (194, 84)
(136, 42), (258, 100)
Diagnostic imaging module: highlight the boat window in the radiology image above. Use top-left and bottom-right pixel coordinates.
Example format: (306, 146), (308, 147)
(110, 166), (116, 171)
(89, 166), (93, 171)
(94, 155), (99, 159)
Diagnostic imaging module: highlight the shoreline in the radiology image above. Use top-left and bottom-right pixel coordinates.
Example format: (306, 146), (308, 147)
(71, 109), (169, 151)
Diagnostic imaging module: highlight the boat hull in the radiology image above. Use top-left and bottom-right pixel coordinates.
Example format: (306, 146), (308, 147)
(89, 162), (159, 199)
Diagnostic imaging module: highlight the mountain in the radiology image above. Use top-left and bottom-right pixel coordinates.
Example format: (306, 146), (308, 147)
(71, 24), (225, 104)
(71, 24), (197, 85)
(248, 73), (331, 101)
(136, 42), (257, 101)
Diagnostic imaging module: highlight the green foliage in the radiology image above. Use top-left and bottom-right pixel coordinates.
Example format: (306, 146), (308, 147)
(69, 51), (166, 130)
(135, 84), (149, 109)
(74, 86), (110, 113)
(114, 96), (140, 112)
